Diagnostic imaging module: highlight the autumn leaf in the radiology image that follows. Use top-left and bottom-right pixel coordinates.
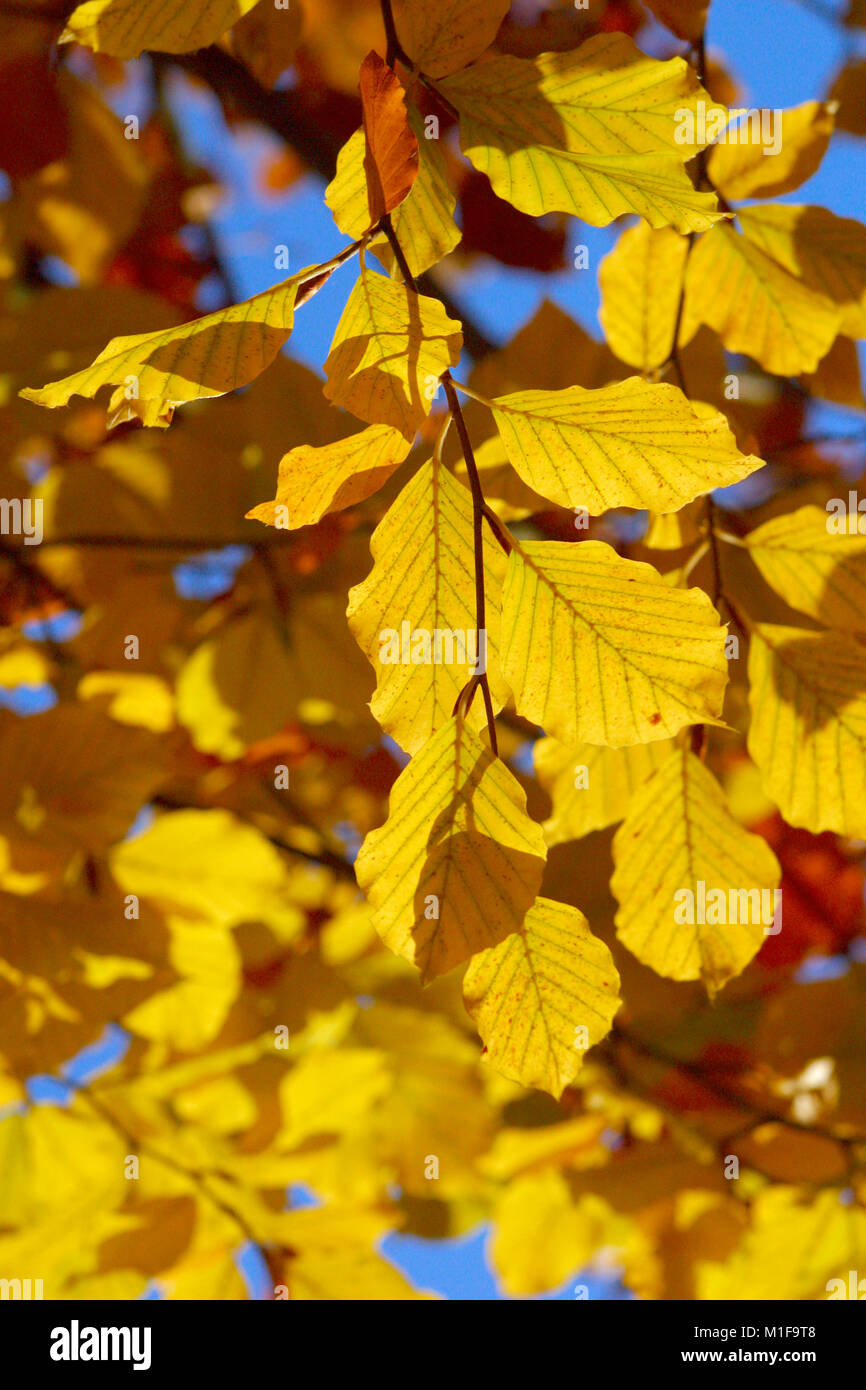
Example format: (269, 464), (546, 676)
(390, 0), (510, 79)
(681, 220), (843, 376)
(463, 897), (621, 1098)
(440, 33), (726, 231)
(323, 264), (463, 440)
(61, 0), (261, 59)
(498, 540), (729, 747)
(488, 377), (764, 514)
(326, 113), (460, 278)
(737, 203), (866, 337)
(247, 424), (411, 531)
(346, 457), (509, 754)
(708, 101), (836, 201)
(747, 623), (866, 837)
(354, 715), (547, 983)
(358, 50), (419, 225)
(598, 223), (690, 372)
(611, 748), (781, 993)
(744, 504), (866, 633)
(20, 268), (315, 427)
(534, 736), (675, 845)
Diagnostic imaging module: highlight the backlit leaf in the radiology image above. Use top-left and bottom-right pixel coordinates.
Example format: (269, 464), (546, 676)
(611, 749), (781, 992)
(20, 270), (311, 427)
(463, 896), (621, 1098)
(708, 102), (836, 201)
(440, 34), (726, 231)
(347, 457), (508, 754)
(598, 223), (690, 373)
(744, 504), (866, 632)
(61, 0), (260, 59)
(498, 540), (729, 747)
(489, 377), (763, 514)
(247, 424), (411, 531)
(326, 114), (460, 278)
(737, 203), (866, 337)
(359, 50), (419, 223)
(354, 715), (547, 983)
(747, 623), (866, 837)
(323, 265), (463, 441)
(534, 736), (675, 845)
(681, 220), (841, 376)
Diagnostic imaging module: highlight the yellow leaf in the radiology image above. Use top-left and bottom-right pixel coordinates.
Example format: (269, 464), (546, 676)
(737, 203), (866, 337)
(176, 601), (376, 759)
(391, 0), (509, 78)
(744, 503), (866, 632)
(492, 1173), (622, 1295)
(323, 265), (463, 441)
(611, 748), (780, 992)
(440, 34), (726, 231)
(535, 736), (675, 845)
(61, 0), (260, 58)
(354, 715), (547, 983)
(644, 499), (704, 550)
(463, 896), (621, 1098)
(498, 540), (728, 747)
(598, 223), (690, 372)
(77, 672), (175, 732)
(697, 1187), (866, 1300)
(489, 378), (763, 514)
(20, 268), (312, 428)
(346, 456), (508, 754)
(110, 809), (305, 936)
(326, 115), (460, 278)
(280, 1049), (391, 1145)
(359, 50), (419, 222)
(247, 423), (410, 530)
(709, 102), (836, 201)
(681, 219), (841, 377)
(123, 915), (241, 1049)
(747, 623), (866, 837)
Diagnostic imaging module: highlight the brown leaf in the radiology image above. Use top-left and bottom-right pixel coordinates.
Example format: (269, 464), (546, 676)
(359, 50), (419, 224)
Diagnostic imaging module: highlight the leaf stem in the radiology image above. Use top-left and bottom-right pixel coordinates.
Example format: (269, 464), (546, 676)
(450, 379), (494, 408)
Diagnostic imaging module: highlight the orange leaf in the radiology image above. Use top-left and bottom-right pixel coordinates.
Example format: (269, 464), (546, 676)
(359, 50), (419, 224)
